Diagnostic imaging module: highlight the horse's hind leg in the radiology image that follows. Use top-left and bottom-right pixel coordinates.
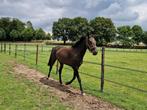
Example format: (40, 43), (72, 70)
(47, 57), (57, 79)
(47, 66), (52, 79)
(59, 63), (64, 84)
(65, 71), (76, 85)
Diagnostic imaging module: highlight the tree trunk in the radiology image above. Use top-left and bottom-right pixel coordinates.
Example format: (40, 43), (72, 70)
(64, 40), (66, 45)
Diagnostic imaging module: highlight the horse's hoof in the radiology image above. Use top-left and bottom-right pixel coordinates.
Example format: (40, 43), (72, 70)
(46, 77), (49, 80)
(59, 82), (63, 85)
(81, 92), (86, 96)
(65, 82), (69, 85)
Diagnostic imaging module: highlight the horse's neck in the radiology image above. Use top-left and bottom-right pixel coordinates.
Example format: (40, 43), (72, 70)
(76, 41), (87, 60)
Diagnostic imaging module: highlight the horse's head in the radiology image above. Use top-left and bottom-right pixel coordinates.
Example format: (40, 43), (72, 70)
(86, 36), (98, 55)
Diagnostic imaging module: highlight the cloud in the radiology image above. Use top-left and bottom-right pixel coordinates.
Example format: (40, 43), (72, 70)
(0, 0), (147, 32)
(99, 2), (139, 22)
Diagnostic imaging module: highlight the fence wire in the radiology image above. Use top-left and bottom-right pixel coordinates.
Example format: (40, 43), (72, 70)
(0, 42), (147, 94)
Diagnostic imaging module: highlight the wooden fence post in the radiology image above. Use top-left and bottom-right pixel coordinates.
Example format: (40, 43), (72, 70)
(2, 43), (3, 52)
(36, 45), (39, 65)
(4, 43), (6, 53)
(24, 44), (26, 60)
(15, 44), (17, 58)
(100, 47), (105, 92)
(9, 43), (11, 55)
(41, 45), (43, 52)
(0, 42), (2, 52)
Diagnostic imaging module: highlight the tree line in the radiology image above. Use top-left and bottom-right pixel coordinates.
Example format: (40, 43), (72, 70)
(0, 17), (51, 41)
(53, 17), (147, 46)
(0, 17), (147, 47)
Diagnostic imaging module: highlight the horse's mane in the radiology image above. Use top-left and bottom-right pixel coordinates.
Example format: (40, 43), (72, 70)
(72, 37), (86, 48)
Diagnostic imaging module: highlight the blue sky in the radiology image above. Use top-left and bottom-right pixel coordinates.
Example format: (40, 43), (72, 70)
(0, 0), (147, 32)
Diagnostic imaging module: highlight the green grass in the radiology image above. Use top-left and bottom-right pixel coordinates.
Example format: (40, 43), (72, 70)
(0, 54), (71, 110)
(1, 44), (147, 110)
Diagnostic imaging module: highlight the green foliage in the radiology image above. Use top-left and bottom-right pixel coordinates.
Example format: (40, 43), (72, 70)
(132, 25), (143, 44)
(10, 30), (20, 41)
(0, 16), (147, 46)
(0, 17), (51, 41)
(9, 18), (25, 32)
(0, 17), (11, 39)
(117, 26), (135, 47)
(45, 33), (51, 40)
(0, 28), (6, 41)
(90, 17), (116, 45)
(52, 17), (89, 43)
(21, 28), (34, 41)
(70, 17), (89, 41)
(0, 17), (25, 40)
(142, 31), (147, 45)
(26, 21), (34, 30)
(34, 28), (46, 40)
(52, 18), (72, 44)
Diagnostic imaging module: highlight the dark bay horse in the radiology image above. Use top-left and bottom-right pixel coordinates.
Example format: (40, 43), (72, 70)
(47, 36), (98, 95)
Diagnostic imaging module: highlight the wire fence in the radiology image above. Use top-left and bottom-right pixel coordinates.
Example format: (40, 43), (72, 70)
(0, 42), (147, 94)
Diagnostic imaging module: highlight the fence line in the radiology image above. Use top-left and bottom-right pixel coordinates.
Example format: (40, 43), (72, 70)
(0, 42), (147, 94)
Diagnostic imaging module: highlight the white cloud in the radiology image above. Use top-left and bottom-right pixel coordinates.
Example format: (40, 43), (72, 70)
(0, 0), (147, 32)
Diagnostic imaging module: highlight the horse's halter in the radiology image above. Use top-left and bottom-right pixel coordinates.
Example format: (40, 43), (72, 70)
(86, 37), (97, 54)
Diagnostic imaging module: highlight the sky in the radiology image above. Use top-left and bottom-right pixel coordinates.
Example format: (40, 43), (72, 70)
(0, 0), (147, 32)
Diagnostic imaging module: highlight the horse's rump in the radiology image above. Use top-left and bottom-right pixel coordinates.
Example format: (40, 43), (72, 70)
(48, 46), (62, 66)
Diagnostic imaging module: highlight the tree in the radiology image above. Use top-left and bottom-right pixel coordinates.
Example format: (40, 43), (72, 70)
(52, 18), (72, 44)
(21, 28), (34, 41)
(117, 26), (135, 47)
(52, 17), (89, 43)
(10, 30), (20, 41)
(34, 28), (46, 40)
(70, 17), (89, 41)
(9, 18), (25, 32)
(0, 28), (6, 41)
(132, 25), (143, 45)
(0, 17), (11, 40)
(45, 33), (51, 40)
(142, 31), (147, 45)
(90, 17), (116, 45)
(26, 21), (34, 30)
(0, 17), (25, 41)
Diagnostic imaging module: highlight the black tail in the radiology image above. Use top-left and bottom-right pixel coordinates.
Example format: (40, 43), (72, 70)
(47, 46), (62, 78)
(48, 47), (57, 66)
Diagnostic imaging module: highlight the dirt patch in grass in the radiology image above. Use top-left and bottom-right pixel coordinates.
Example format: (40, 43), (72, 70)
(13, 63), (122, 110)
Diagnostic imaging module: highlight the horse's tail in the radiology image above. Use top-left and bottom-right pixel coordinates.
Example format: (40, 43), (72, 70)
(48, 47), (57, 66)
(48, 46), (61, 66)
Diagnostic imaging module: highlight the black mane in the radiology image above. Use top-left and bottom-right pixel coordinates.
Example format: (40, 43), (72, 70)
(72, 37), (86, 48)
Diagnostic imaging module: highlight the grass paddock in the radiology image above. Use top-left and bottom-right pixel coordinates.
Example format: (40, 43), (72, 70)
(0, 43), (147, 110)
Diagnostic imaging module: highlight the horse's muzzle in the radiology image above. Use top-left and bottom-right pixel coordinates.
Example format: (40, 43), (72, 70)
(90, 47), (98, 55)
(93, 51), (98, 55)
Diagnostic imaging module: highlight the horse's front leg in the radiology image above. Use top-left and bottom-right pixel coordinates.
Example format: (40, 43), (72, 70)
(75, 69), (84, 95)
(59, 63), (63, 84)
